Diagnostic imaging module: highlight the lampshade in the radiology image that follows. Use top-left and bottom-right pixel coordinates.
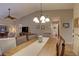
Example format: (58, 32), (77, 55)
(33, 17), (39, 23)
(40, 16), (45, 21)
(45, 18), (50, 22)
(41, 20), (46, 23)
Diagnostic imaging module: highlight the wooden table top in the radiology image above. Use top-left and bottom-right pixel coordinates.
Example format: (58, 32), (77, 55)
(3, 37), (37, 56)
(38, 38), (58, 56)
(3, 37), (58, 56)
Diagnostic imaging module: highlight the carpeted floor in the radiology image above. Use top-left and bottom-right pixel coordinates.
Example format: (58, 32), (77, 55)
(64, 44), (76, 56)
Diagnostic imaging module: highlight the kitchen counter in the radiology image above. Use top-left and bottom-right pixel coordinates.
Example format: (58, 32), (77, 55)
(0, 37), (16, 55)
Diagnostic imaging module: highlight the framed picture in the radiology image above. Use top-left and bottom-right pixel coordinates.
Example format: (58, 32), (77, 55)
(63, 23), (70, 28)
(41, 25), (45, 30)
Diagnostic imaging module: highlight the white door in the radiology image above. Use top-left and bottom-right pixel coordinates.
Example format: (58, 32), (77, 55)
(51, 23), (58, 38)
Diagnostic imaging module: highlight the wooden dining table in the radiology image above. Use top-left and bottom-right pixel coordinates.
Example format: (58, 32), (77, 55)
(38, 37), (58, 56)
(3, 37), (58, 56)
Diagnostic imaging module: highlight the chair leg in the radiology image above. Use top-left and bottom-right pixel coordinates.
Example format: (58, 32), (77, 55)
(56, 43), (59, 56)
(61, 43), (65, 56)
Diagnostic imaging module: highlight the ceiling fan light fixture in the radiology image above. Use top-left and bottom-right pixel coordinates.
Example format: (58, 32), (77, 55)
(5, 8), (16, 20)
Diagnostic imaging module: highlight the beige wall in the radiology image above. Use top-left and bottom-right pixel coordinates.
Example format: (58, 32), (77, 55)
(74, 4), (79, 18)
(0, 9), (73, 44)
(60, 17), (73, 44)
(18, 9), (73, 44)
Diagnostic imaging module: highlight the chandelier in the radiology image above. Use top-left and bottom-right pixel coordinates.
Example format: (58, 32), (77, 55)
(33, 3), (50, 23)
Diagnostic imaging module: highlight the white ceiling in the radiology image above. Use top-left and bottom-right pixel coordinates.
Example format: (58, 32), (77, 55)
(0, 3), (73, 19)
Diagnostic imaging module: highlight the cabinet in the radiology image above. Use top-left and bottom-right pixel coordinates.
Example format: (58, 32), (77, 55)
(73, 28), (79, 55)
(73, 18), (79, 55)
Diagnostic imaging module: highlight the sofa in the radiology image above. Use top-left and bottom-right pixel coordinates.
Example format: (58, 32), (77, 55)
(16, 35), (26, 45)
(16, 33), (37, 45)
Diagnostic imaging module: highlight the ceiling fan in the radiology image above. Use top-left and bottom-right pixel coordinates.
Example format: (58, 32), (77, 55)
(5, 8), (16, 20)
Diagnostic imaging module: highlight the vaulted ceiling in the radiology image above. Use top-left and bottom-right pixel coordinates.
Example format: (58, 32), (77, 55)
(0, 3), (73, 20)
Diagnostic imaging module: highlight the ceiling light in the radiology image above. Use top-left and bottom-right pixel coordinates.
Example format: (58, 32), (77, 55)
(40, 16), (45, 21)
(41, 20), (46, 23)
(33, 3), (50, 24)
(45, 18), (50, 22)
(5, 8), (16, 20)
(33, 17), (39, 23)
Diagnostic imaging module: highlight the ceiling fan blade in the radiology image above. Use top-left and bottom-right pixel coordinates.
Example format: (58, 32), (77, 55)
(5, 16), (16, 20)
(10, 16), (16, 20)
